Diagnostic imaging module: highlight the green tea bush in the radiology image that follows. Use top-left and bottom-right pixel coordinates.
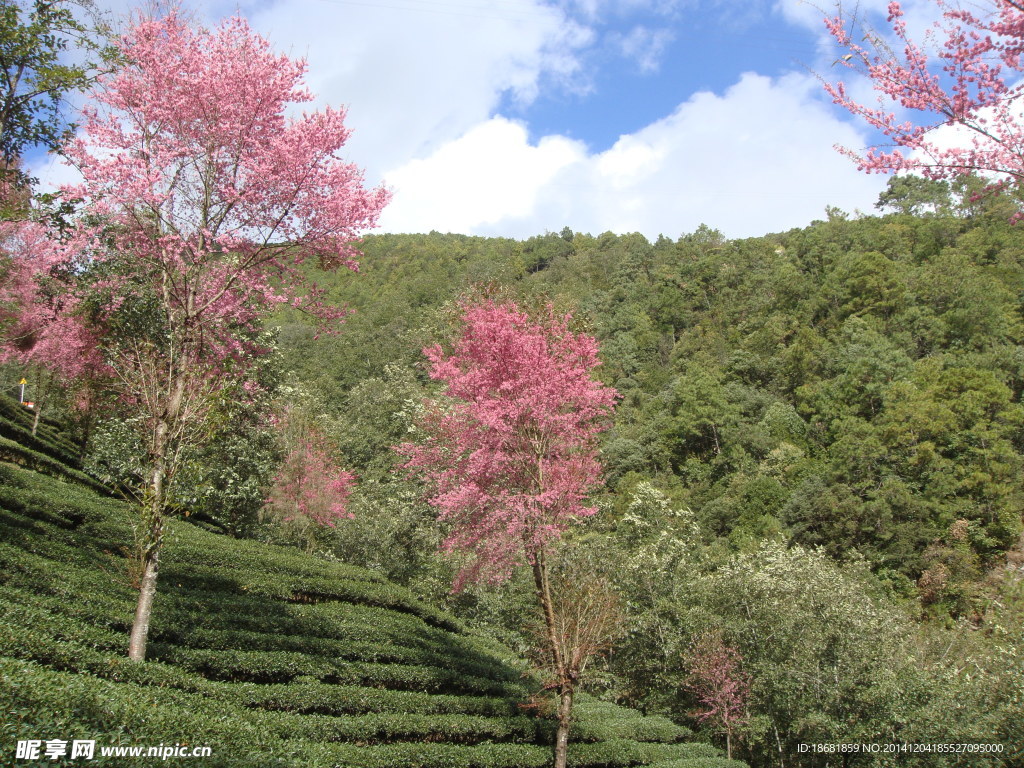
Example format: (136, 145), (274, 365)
(0, 436), (107, 493)
(0, 407), (738, 768)
(647, 760), (749, 768)
(237, 683), (519, 718)
(568, 740), (721, 766)
(0, 408), (81, 468)
(0, 395), (80, 459)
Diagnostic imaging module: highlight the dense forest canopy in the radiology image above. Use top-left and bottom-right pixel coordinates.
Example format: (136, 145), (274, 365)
(274, 179), (1024, 606)
(209, 180), (1021, 763)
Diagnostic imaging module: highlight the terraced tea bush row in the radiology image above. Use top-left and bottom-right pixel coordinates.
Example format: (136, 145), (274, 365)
(2, 658), (252, 752)
(0, 436), (108, 493)
(570, 703), (691, 744)
(306, 740), (728, 768)
(569, 739), (722, 765)
(152, 589), (441, 647)
(647, 759), (749, 768)
(0, 413), (81, 469)
(151, 589), (507, 666)
(1, 580), (133, 635)
(306, 742), (551, 768)
(1, 510), (523, 690)
(0, 480), (121, 537)
(165, 531), (391, 585)
(0, 609), (696, 748)
(0, 597), (128, 655)
(153, 645), (527, 697)
(0, 603), (523, 722)
(151, 624), (523, 682)
(4, 658), (731, 768)
(0, 545), (135, 621)
(0, 396), (80, 462)
(252, 710), (540, 745)
(159, 562), (460, 631)
(159, 526), (461, 631)
(0, 405), (739, 768)
(237, 682), (520, 718)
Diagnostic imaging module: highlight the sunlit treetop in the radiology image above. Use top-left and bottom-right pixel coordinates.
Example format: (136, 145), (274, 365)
(400, 298), (618, 589)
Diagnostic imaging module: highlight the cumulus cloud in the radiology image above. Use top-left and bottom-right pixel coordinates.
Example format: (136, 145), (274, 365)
(237, 0), (592, 182)
(32, 0), (593, 192)
(377, 117), (585, 233)
(380, 71), (887, 239)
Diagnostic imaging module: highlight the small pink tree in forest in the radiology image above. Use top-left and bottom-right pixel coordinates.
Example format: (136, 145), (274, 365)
(686, 631), (750, 761)
(28, 9), (387, 660)
(263, 422), (356, 551)
(0, 220), (107, 433)
(399, 297), (618, 768)
(824, 0), (1024, 208)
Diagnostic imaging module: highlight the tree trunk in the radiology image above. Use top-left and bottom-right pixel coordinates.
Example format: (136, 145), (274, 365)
(531, 552), (576, 768)
(554, 681), (575, 768)
(127, 409), (173, 661)
(127, 546), (160, 661)
(31, 402), (40, 436)
(774, 725), (785, 768)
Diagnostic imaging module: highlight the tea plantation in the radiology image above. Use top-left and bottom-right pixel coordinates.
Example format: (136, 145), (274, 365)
(0, 397), (743, 768)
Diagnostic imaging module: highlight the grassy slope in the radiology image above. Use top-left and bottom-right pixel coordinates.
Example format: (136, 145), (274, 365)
(0, 397), (743, 768)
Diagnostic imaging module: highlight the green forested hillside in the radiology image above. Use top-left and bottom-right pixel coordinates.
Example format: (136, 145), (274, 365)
(0, 396), (739, 767)
(284, 193), (1024, 600)
(259, 187), (1024, 765)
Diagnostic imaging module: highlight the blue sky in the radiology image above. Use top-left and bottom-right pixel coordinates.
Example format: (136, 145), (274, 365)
(35, 0), (917, 240)
(509, 5), (824, 148)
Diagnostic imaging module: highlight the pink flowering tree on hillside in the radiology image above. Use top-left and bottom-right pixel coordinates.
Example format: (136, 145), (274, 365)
(686, 631), (750, 761)
(824, 0), (1024, 209)
(32, 9), (387, 661)
(0, 220), (107, 433)
(399, 298), (618, 768)
(263, 410), (356, 552)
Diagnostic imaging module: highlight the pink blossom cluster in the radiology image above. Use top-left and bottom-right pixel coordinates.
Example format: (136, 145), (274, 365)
(55, 10), (388, 363)
(824, 0), (1024, 193)
(687, 634), (750, 733)
(399, 299), (618, 589)
(0, 9), (389, 451)
(0, 221), (106, 384)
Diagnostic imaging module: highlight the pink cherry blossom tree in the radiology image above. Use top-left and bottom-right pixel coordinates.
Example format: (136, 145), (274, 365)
(263, 412), (355, 552)
(34, 8), (387, 660)
(0, 220), (107, 433)
(399, 297), (618, 768)
(686, 631), (750, 761)
(824, 0), (1024, 212)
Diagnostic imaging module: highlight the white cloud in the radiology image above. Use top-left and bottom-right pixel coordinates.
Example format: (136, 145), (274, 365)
(32, 0), (593, 194)
(380, 71), (888, 239)
(377, 117), (585, 233)
(611, 25), (674, 72)
(237, 0), (592, 183)
(30, 153), (82, 194)
(558, 0), (684, 22)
